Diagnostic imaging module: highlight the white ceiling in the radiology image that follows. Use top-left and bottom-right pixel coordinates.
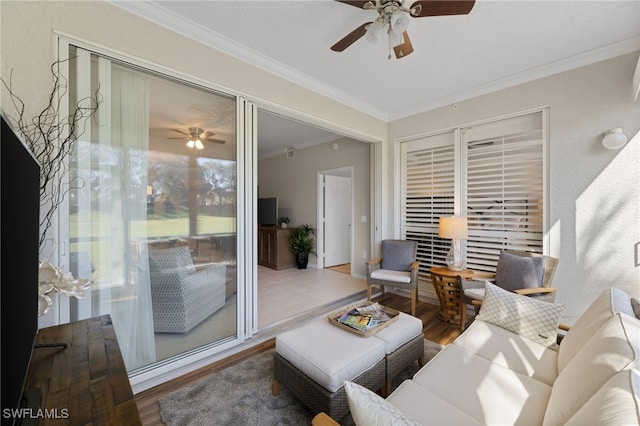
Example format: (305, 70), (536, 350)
(115, 0), (640, 155)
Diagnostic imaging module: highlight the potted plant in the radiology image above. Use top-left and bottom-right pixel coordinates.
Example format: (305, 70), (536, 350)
(289, 224), (315, 269)
(278, 216), (290, 228)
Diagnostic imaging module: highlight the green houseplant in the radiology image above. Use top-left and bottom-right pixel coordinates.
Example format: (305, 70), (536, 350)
(289, 224), (315, 269)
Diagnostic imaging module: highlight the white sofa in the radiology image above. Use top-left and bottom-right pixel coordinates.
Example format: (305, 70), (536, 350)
(333, 285), (640, 425)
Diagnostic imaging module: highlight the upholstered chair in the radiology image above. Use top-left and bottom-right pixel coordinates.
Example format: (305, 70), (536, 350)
(148, 246), (226, 333)
(366, 240), (420, 316)
(459, 249), (559, 330)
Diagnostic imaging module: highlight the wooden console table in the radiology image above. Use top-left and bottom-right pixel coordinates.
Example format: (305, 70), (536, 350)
(429, 267), (475, 326)
(23, 315), (141, 425)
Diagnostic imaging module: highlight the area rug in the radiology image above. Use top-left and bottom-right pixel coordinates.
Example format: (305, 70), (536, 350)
(159, 339), (444, 426)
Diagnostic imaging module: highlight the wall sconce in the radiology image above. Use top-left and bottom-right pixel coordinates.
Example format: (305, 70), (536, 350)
(438, 216), (468, 271)
(602, 128), (628, 150)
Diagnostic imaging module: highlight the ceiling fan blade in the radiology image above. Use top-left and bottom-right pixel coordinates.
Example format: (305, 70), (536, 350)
(335, 0), (375, 9)
(410, 0), (475, 17)
(394, 31), (414, 59)
(204, 138), (226, 144)
(331, 22), (371, 52)
(200, 130), (216, 138)
(170, 128), (189, 136)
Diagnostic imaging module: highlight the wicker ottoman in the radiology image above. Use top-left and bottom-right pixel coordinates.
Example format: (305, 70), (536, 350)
(272, 314), (424, 421)
(373, 312), (425, 394)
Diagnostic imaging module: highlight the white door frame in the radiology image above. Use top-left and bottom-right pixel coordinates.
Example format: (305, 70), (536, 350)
(317, 167), (354, 270)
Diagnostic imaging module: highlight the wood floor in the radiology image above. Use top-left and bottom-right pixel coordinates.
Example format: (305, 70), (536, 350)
(135, 293), (461, 425)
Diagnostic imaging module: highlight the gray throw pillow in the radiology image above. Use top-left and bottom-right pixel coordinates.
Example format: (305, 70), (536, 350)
(495, 250), (545, 291)
(380, 240), (415, 271)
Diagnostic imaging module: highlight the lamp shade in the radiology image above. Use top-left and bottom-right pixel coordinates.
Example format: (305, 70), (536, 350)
(602, 128), (627, 150)
(438, 216), (468, 239)
(390, 10), (410, 34)
(365, 21), (386, 44)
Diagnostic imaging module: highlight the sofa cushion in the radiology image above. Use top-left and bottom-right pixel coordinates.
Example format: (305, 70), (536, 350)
(453, 319), (558, 386)
(476, 282), (565, 348)
(275, 319), (386, 393)
(412, 344), (552, 425)
(544, 313), (640, 425)
(344, 381), (420, 426)
(495, 250), (545, 291)
(558, 287), (634, 372)
(380, 240), (415, 271)
(565, 369), (640, 426)
(386, 379), (483, 425)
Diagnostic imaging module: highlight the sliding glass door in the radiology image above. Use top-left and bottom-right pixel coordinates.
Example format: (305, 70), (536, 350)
(64, 45), (239, 373)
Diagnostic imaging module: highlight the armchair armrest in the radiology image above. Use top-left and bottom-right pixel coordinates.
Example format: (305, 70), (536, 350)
(558, 323), (571, 332)
(410, 260), (420, 270)
(367, 258), (382, 266)
(311, 413), (340, 426)
(513, 287), (557, 296)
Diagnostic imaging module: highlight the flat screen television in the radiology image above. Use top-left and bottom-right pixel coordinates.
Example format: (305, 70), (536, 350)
(1, 115), (41, 424)
(258, 197), (278, 226)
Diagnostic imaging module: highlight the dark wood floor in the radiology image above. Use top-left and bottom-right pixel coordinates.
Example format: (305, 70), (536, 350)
(135, 293), (461, 425)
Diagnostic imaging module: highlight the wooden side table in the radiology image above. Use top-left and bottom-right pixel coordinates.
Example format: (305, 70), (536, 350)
(429, 267), (474, 326)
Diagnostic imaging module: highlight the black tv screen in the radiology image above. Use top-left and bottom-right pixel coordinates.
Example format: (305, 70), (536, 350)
(1, 115), (41, 423)
(258, 197), (278, 226)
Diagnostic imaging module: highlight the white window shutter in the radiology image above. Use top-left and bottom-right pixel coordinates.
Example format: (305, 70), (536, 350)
(463, 112), (544, 273)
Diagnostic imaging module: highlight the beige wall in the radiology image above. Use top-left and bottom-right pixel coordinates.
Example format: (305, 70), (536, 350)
(258, 137), (371, 276)
(388, 53), (640, 322)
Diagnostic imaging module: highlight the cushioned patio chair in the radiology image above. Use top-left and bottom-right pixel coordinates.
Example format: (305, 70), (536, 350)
(458, 249), (559, 330)
(148, 246), (226, 333)
(366, 240), (419, 316)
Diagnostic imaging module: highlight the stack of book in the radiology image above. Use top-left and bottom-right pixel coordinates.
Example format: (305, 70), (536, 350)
(337, 303), (392, 332)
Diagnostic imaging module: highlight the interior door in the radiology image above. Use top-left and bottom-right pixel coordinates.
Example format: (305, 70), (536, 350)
(324, 174), (352, 267)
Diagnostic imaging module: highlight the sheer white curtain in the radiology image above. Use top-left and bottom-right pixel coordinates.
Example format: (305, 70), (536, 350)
(107, 66), (156, 370)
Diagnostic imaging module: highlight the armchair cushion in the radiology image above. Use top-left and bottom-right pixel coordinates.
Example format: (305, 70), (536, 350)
(370, 269), (411, 284)
(476, 282), (565, 348)
(380, 240), (416, 271)
(495, 250), (544, 291)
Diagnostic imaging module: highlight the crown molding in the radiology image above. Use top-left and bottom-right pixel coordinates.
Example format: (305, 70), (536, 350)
(388, 36), (640, 121)
(109, 0), (389, 121)
(110, 1), (639, 124)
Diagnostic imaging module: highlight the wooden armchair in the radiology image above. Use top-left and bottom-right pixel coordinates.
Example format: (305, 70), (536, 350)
(459, 249), (559, 330)
(366, 240), (419, 316)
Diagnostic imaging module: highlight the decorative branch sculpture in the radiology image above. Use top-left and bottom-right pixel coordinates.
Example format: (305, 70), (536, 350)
(1, 59), (101, 254)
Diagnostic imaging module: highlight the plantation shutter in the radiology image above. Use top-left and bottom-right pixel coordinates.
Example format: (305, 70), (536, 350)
(463, 112), (544, 273)
(401, 132), (455, 281)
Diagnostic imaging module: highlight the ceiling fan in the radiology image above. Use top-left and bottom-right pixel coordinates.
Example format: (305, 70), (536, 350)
(331, 0), (476, 59)
(169, 127), (225, 150)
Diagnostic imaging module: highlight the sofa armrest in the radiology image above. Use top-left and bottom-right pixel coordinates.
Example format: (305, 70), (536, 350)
(311, 413), (340, 426)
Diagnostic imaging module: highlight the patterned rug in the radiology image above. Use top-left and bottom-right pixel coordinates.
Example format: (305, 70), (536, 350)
(158, 339), (444, 426)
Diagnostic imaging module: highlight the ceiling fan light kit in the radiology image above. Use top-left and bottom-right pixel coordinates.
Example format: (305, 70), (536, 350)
(169, 126), (226, 149)
(332, 0), (475, 59)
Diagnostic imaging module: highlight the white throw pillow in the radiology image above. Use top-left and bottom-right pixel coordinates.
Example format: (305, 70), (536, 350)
(344, 381), (419, 426)
(476, 282), (565, 348)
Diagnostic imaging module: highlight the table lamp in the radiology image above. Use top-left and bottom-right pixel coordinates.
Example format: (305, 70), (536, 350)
(438, 216), (468, 271)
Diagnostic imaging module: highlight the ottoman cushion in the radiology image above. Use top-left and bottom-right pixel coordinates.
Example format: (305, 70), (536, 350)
(276, 319), (386, 392)
(374, 312), (422, 353)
